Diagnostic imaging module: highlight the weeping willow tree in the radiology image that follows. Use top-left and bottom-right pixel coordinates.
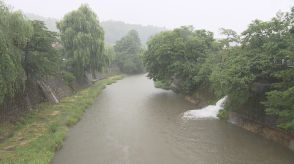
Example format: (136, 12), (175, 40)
(0, 2), (33, 104)
(57, 4), (105, 79)
(0, 1), (60, 105)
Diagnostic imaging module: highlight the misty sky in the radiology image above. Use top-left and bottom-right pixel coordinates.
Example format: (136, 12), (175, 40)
(5, 0), (294, 35)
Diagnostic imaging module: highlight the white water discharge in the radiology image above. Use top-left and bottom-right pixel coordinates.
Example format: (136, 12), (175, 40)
(182, 96), (227, 120)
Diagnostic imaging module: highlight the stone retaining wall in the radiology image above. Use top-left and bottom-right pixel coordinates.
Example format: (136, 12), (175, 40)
(228, 112), (294, 152)
(0, 75), (92, 122)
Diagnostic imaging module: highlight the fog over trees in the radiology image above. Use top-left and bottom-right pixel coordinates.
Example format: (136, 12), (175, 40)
(25, 14), (164, 45)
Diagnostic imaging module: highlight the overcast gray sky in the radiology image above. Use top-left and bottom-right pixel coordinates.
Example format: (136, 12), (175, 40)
(5, 0), (294, 35)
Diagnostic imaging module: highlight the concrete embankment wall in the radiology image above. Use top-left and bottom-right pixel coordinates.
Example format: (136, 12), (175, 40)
(0, 78), (46, 122)
(228, 112), (294, 152)
(0, 72), (108, 122)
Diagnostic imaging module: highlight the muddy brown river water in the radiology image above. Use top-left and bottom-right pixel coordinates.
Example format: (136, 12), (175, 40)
(53, 74), (294, 164)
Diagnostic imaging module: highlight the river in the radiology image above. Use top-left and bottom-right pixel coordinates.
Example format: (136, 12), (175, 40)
(53, 74), (294, 164)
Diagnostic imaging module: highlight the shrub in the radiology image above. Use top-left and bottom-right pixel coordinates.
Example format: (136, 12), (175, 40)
(217, 109), (229, 120)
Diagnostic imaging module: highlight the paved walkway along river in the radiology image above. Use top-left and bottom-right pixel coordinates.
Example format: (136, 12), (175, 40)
(53, 74), (294, 164)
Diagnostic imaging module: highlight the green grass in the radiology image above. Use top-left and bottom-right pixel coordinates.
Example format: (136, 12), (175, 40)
(0, 75), (123, 164)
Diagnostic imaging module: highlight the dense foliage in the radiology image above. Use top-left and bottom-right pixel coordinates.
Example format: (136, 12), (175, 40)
(0, 2), (112, 107)
(57, 5), (105, 79)
(144, 26), (219, 94)
(114, 30), (144, 74)
(0, 1), (59, 104)
(144, 10), (294, 130)
(103, 45), (116, 69)
(212, 10), (294, 129)
(23, 20), (60, 78)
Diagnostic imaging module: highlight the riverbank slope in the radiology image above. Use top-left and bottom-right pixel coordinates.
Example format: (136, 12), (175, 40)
(0, 75), (122, 163)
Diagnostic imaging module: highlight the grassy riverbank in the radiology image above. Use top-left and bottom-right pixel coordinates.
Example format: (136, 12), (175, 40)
(0, 75), (123, 163)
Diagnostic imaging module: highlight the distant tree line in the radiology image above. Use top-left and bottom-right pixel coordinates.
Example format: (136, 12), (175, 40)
(144, 9), (294, 130)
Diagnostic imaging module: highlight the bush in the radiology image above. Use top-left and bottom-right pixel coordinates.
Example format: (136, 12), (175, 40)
(217, 109), (229, 120)
(154, 80), (170, 90)
(62, 71), (76, 85)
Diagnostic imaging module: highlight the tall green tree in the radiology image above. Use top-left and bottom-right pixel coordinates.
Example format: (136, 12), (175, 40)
(144, 26), (218, 93)
(23, 20), (60, 78)
(0, 1), (60, 104)
(262, 10), (294, 130)
(103, 45), (116, 70)
(114, 30), (144, 74)
(57, 4), (105, 79)
(210, 9), (294, 130)
(0, 2), (32, 104)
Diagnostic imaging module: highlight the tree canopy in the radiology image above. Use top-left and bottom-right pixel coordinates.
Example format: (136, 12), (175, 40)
(210, 10), (294, 129)
(114, 30), (144, 74)
(23, 20), (60, 78)
(57, 5), (105, 79)
(144, 26), (219, 93)
(0, 1), (59, 104)
(144, 9), (294, 130)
